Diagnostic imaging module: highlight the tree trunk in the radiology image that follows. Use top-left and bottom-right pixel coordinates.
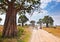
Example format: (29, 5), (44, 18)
(46, 23), (49, 27)
(40, 23), (42, 29)
(2, 3), (18, 38)
(22, 23), (24, 27)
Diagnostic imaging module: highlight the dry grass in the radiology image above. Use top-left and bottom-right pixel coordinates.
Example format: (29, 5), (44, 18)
(43, 27), (60, 38)
(22, 27), (31, 42)
(0, 26), (31, 42)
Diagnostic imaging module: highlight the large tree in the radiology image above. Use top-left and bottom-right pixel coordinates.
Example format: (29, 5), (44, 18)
(30, 20), (35, 27)
(0, 0), (40, 37)
(18, 14), (28, 27)
(43, 16), (54, 27)
(49, 17), (54, 27)
(0, 18), (2, 22)
(37, 19), (42, 29)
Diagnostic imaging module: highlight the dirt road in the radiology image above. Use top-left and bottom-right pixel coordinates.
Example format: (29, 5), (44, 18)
(29, 29), (60, 42)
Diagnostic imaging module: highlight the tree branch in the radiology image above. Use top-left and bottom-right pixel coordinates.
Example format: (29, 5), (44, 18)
(11, 0), (16, 3)
(16, 5), (33, 12)
(3, 1), (8, 5)
(0, 7), (7, 11)
(5, 0), (10, 3)
(0, 4), (7, 11)
(0, 4), (4, 7)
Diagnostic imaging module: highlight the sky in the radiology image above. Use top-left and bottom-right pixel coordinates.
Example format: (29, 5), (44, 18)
(0, 0), (60, 26)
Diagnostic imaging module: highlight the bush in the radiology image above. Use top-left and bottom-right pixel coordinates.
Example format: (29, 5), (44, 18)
(53, 27), (56, 29)
(17, 27), (24, 37)
(25, 24), (28, 26)
(18, 24), (21, 26)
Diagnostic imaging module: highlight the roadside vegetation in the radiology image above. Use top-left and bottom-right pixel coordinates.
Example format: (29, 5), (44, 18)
(43, 26), (60, 38)
(0, 26), (31, 42)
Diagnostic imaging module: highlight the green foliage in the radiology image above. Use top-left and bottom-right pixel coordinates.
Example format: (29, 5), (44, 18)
(30, 20), (35, 23)
(0, 0), (40, 14)
(18, 15), (29, 23)
(17, 27), (24, 37)
(49, 17), (54, 25)
(37, 19), (42, 29)
(43, 16), (49, 23)
(17, 39), (23, 42)
(43, 16), (54, 24)
(0, 26), (30, 42)
(37, 19), (42, 24)
(42, 16), (54, 27)
(30, 20), (35, 27)
(0, 0), (4, 2)
(25, 24), (28, 26)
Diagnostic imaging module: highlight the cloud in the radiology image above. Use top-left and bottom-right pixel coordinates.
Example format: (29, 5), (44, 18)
(40, 3), (48, 9)
(40, 0), (52, 9)
(40, 0), (60, 9)
(49, 11), (60, 25)
(47, 2), (58, 11)
(25, 10), (48, 22)
(50, 2), (58, 9)
(0, 14), (5, 25)
(51, 15), (60, 26)
(41, 0), (52, 3)
(56, 0), (60, 2)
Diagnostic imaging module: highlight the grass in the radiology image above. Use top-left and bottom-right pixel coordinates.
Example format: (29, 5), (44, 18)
(17, 26), (31, 42)
(22, 28), (31, 42)
(0, 26), (31, 42)
(43, 27), (60, 38)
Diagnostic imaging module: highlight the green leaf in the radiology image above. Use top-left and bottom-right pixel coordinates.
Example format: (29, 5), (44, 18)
(18, 15), (29, 23)
(0, 0), (4, 2)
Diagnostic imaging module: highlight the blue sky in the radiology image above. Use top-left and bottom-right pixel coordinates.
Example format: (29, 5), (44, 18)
(26, 0), (60, 25)
(0, 0), (60, 25)
(45, 1), (60, 14)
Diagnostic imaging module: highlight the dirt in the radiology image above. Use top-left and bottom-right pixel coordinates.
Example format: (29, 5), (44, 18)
(29, 29), (60, 42)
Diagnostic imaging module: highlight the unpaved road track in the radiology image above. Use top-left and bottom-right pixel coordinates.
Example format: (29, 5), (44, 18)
(29, 29), (60, 42)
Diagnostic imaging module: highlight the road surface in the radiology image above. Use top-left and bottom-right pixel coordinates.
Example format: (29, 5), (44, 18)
(29, 28), (60, 42)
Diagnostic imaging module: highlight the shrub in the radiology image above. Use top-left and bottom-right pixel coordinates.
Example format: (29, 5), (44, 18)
(17, 27), (24, 37)
(18, 24), (21, 26)
(25, 24), (28, 26)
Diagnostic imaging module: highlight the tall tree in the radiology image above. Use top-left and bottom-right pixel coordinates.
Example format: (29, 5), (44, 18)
(0, 18), (2, 22)
(30, 20), (35, 27)
(18, 14), (28, 27)
(0, 0), (40, 37)
(37, 19), (42, 29)
(49, 17), (54, 27)
(42, 16), (54, 27)
(0, 18), (2, 25)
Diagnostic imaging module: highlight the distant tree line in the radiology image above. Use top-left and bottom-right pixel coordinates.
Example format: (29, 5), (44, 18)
(30, 16), (54, 28)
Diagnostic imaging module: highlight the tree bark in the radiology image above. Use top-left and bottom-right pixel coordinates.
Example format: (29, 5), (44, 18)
(40, 23), (42, 29)
(46, 23), (49, 27)
(2, 3), (18, 38)
(22, 23), (24, 27)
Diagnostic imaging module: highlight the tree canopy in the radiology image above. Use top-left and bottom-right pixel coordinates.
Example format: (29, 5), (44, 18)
(18, 14), (29, 26)
(37, 19), (42, 29)
(30, 20), (35, 24)
(42, 16), (54, 27)
(0, 0), (40, 14)
(30, 20), (35, 27)
(37, 19), (42, 24)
